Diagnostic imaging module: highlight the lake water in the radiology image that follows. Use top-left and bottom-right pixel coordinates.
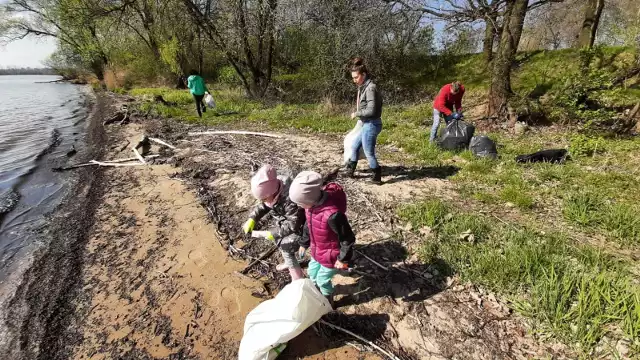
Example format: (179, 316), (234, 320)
(0, 75), (90, 293)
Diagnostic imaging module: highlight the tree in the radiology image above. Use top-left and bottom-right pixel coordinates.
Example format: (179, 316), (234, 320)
(385, 0), (506, 63)
(181, 0), (279, 98)
(518, 0), (583, 51)
(2, 0), (123, 79)
(487, 0), (528, 118)
(577, 0), (605, 48)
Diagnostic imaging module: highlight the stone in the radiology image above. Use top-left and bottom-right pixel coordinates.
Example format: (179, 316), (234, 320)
(514, 121), (528, 136)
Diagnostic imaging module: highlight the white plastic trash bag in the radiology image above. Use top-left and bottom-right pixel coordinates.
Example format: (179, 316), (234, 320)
(238, 279), (331, 360)
(343, 120), (365, 165)
(204, 93), (216, 108)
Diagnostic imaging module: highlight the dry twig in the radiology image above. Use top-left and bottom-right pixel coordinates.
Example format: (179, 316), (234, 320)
(149, 137), (177, 149)
(318, 320), (401, 360)
(240, 246), (278, 274)
(188, 130), (282, 138)
(132, 148), (146, 164)
(89, 160), (149, 167)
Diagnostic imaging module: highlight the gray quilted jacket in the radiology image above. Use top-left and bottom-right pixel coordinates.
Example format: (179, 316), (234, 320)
(355, 78), (383, 121)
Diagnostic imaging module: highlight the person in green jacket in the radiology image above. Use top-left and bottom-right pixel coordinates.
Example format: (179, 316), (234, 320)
(187, 70), (209, 118)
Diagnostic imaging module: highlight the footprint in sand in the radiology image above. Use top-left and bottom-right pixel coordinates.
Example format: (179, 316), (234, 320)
(187, 249), (209, 268)
(219, 287), (241, 315)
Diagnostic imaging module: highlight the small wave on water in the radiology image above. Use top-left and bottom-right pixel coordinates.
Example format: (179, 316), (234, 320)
(0, 75), (91, 305)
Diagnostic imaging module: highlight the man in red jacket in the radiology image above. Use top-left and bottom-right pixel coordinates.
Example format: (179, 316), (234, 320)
(430, 81), (465, 142)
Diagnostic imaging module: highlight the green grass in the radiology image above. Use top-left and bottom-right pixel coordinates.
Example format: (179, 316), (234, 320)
(563, 192), (640, 246)
(563, 191), (603, 226)
(398, 199), (451, 229)
(398, 199), (640, 352)
(500, 185), (535, 209)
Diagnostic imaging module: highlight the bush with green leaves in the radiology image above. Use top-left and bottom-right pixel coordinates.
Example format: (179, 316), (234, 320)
(569, 134), (606, 157)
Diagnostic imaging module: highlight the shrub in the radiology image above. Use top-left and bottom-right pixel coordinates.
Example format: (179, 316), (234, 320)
(570, 134), (606, 157)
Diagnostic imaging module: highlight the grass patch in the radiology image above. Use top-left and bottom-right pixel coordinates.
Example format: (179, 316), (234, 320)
(397, 199), (450, 228)
(562, 191), (603, 226)
(472, 190), (499, 204)
(601, 203), (640, 244)
(563, 192), (640, 245)
(500, 186), (534, 209)
(399, 199), (640, 352)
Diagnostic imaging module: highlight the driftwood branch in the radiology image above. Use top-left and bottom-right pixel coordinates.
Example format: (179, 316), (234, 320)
(132, 148), (147, 164)
(149, 137), (177, 149)
(52, 155), (160, 171)
(89, 160), (150, 167)
(35, 79), (66, 84)
(318, 320), (401, 360)
(103, 105), (130, 126)
(240, 245), (278, 274)
(188, 131), (282, 139)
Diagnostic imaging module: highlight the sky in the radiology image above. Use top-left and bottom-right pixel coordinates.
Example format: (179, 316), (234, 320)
(0, 36), (57, 68)
(0, 0), (57, 68)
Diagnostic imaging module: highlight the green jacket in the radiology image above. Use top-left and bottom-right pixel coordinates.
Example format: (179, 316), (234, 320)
(187, 75), (207, 96)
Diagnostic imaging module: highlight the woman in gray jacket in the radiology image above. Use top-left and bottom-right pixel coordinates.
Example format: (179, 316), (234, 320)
(344, 58), (383, 185)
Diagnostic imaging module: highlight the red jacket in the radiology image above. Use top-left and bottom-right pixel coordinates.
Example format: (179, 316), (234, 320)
(433, 83), (465, 116)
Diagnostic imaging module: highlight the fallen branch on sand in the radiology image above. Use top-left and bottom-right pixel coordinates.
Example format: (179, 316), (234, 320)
(89, 160), (150, 167)
(240, 245), (278, 274)
(132, 148), (146, 164)
(318, 320), (401, 360)
(149, 137), (177, 149)
(188, 131), (282, 139)
(52, 155), (160, 171)
(355, 250), (389, 272)
(103, 105), (130, 125)
(119, 139), (131, 152)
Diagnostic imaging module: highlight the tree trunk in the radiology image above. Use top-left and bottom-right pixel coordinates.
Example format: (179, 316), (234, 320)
(487, 0), (528, 119)
(482, 12), (498, 63)
(577, 0), (605, 48)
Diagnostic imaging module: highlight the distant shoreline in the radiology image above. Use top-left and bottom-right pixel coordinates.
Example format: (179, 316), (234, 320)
(0, 69), (57, 76)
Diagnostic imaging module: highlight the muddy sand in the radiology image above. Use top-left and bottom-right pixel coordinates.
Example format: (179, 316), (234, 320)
(2, 93), (573, 359)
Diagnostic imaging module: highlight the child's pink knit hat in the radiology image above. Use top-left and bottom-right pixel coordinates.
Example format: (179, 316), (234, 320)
(251, 165), (280, 200)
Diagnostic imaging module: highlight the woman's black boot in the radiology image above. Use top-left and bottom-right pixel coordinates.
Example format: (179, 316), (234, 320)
(342, 161), (357, 178)
(370, 166), (382, 185)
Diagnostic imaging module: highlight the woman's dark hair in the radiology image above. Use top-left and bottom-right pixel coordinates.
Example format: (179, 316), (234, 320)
(349, 57), (368, 75)
(189, 69), (199, 76)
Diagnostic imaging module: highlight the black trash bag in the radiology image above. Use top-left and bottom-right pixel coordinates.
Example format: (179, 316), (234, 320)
(515, 149), (569, 164)
(469, 135), (498, 159)
(438, 119), (475, 150)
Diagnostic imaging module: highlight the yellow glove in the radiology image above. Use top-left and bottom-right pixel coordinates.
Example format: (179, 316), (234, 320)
(242, 219), (255, 234)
